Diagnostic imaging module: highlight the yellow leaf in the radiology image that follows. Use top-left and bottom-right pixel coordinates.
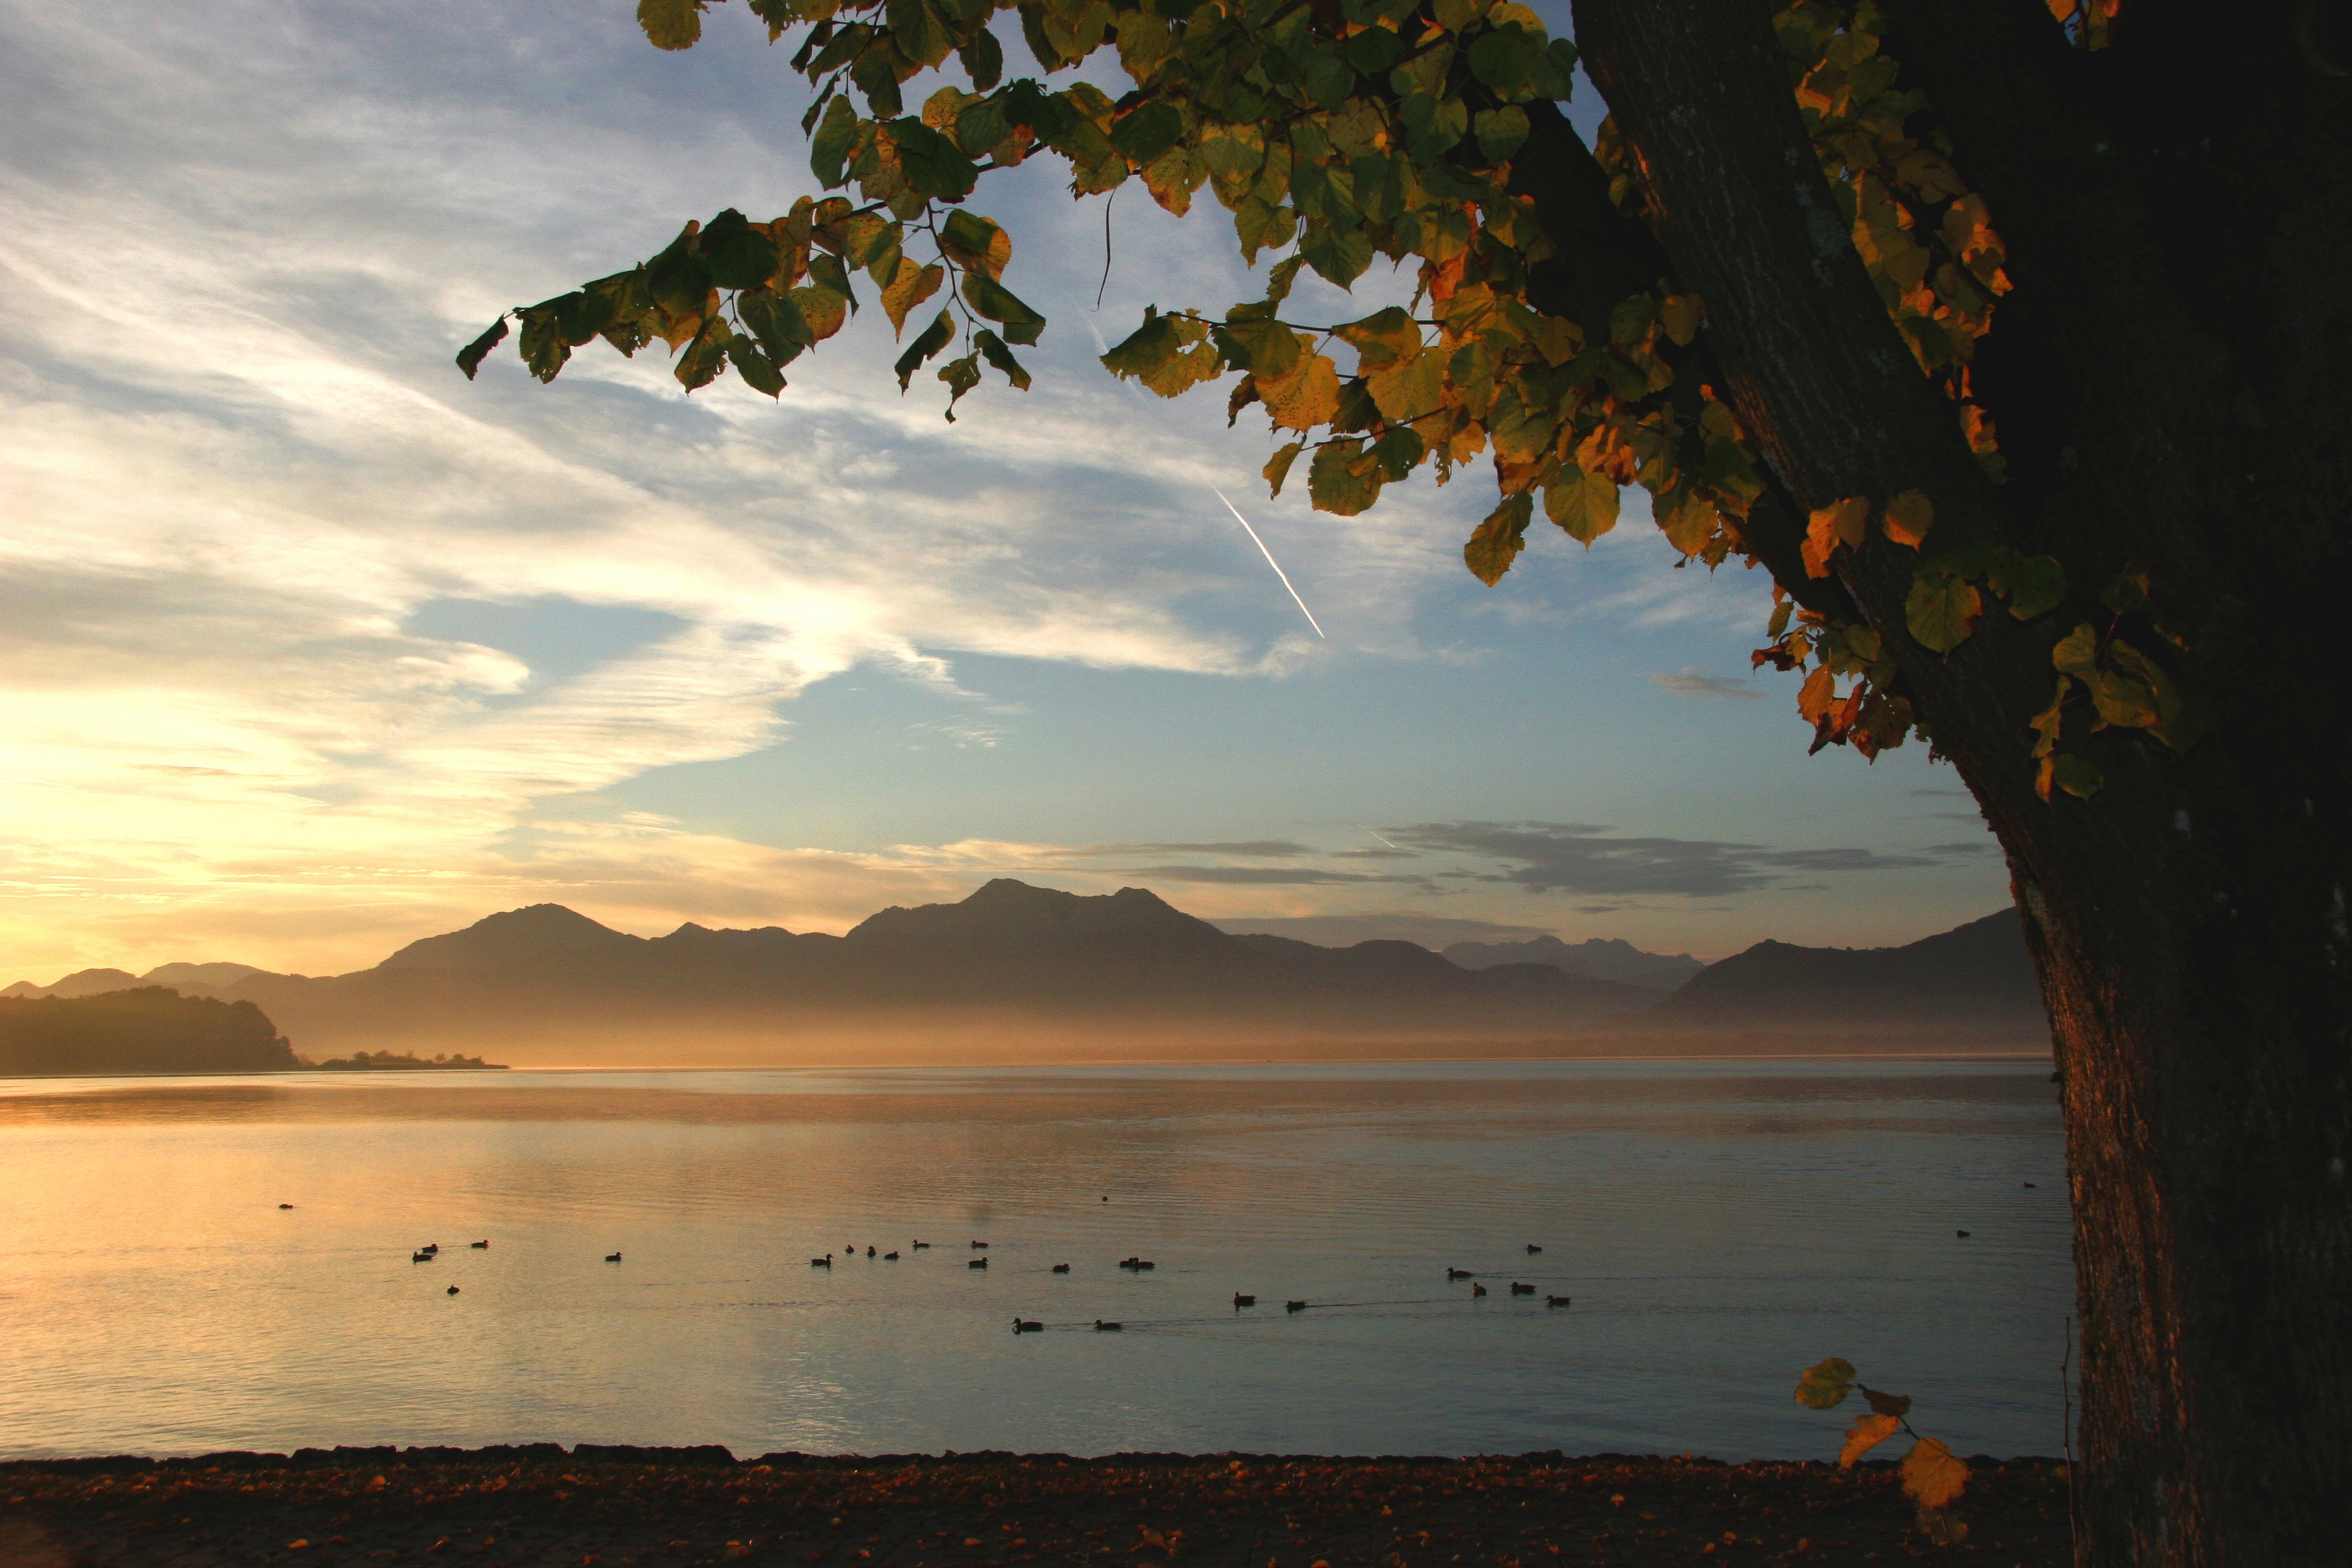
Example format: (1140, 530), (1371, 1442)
(1900, 1437), (1969, 1511)
(1839, 1413), (1900, 1468)
(880, 260), (945, 339)
(1260, 353), (1340, 432)
(1883, 489), (1934, 549)
(1660, 293), (1704, 346)
(1796, 666), (1837, 726)
(1803, 498), (1865, 578)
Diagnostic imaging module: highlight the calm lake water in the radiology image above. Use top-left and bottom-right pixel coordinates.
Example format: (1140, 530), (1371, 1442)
(0, 1059), (2070, 1463)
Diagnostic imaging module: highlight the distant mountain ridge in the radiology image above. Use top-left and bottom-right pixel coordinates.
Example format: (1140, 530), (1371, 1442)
(1442, 935), (1704, 992)
(1654, 909), (2042, 1026)
(0, 987), (297, 1076)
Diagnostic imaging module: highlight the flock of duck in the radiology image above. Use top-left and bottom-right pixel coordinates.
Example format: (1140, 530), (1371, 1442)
(393, 1227), (1576, 1324)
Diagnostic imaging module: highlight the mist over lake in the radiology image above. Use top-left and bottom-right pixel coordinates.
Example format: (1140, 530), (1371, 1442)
(0, 1058), (2069, 1463)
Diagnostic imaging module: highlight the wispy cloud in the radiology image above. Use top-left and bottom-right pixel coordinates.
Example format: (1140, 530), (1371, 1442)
(1650, 669), (1764, 701)
(1388, 821), (1938, 898)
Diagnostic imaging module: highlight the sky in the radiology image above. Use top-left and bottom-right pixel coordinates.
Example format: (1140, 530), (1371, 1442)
(0, 0), (2009, 979)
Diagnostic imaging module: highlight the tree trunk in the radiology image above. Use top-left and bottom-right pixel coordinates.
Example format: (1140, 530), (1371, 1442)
(1565, 1), (2352, 1562)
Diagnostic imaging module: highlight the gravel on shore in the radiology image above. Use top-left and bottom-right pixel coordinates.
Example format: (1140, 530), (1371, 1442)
(0, 1447), (2071, 1568)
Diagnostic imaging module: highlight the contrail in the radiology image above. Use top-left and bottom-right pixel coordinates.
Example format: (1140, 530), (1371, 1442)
(1214, 487), (1326, 640)
(1365, 828), (1400, 850)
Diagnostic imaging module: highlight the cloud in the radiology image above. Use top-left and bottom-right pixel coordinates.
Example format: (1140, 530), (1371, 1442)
(1387, 821), (1938, 898)
(1081, 840), (1316, 858)
(1650, 669), (1764, 700)
(1109, 865), (1423, 886)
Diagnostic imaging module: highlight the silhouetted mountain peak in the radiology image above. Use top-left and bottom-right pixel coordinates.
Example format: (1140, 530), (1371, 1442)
(1, 967), (141, 1000)
(848, 879), (1219, 949)
(374, 903), (639, 972)
(1443, 935), (1704, 991)
(1656, 909), (2041, 1023)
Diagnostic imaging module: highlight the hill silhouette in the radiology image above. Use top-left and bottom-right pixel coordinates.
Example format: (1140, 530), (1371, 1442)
(1441, 935), (1703, 991)
(1650, 909), (2041, 1026)
(0, 987), (298, 1075)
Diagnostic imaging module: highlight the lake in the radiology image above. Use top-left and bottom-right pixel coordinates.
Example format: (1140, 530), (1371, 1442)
(0, 1058), (2070, 1463)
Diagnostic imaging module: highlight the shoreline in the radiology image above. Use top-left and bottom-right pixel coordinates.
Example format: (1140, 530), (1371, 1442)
(1, 1445), (2071, 1566)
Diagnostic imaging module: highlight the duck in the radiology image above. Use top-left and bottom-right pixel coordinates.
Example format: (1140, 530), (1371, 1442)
(446, 1285), (460, 1296)
(1956, 1229), (1972, 1238)
(866, 1246), (876, 1257)
(1233, 1293), (1257, 1308)
(1525, 1244), (1542, 1254)
(1093, 1320), (1122, 1331)
(1285, 1300), (1308, 1312)
(969, 1257), (989, 1269)
(412, 1251), (433, 1263)
(2023, 1181), (2037, 1188)
(1510, 1282), (1535, 1296)
(1052, 1263), (1071, 1274)
(421, 1244), (440, 1256)
(1012, 1318), (1043, 1333)
(970, 1240), (989, 1249)
(1546, 1294), (1573, 1308)
(278, 1203), (295, 1210)
(469, 1239), (489, 1249)
(605, 1252), (623, 1263)
(1445, 1267), (1474, 1281)
(811, 1254), (833, 1267)
(1471, 1283), (1488, 1298)
(884, 1251), (901, 1261)
(912, 1240), (931, 1249)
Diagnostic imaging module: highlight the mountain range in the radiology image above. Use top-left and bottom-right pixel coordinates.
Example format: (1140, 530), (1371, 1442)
(1, 882), (2051, 1067)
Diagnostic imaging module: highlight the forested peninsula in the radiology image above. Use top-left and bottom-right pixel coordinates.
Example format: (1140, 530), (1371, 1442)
(0, 987), (298, 1076)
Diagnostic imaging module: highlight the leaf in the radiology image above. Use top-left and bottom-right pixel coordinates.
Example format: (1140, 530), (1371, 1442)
(1794, 1357), (1856, 1410)
(738, 289), (815, 358)
(1260, 354), (1341, 432)
(974, 328), (1031, 390)
(958, 28), (1003, 91)
(1308, 437), (1382, 515)
(1472, 106), (1529, 163)
(455, 317), (509, 380)
(1464, 492), (1533, 584)
(880, 260), (946, 338)
(726, 337), (785, 396)
(2051, 623), (2100, 680)
(2038, 751), (2104, 802)
(894, 308), (955, 390)
(812, 95), (861, 188)
(939, 209), (1012, 279)
(2001, 554), (2067, 619)
(1882, 489), (1934, 549)
(1299, 221), (1373, 288)
(1839, 1413), (1901, 1468)
(961, 273), (1046, 346)
(937, 351), (981, 420)
(1112, 102), (1184, 167)
(1899, 1438), (1969, 1512)
(1863, 1388), (1913, 1419)
(1544, 468), (1619, 545)
(1803, 497), (1868, 577)
(1263, 440), (1304, 498)
(1906, 567), (1983, 653)
(1659, 293), (1704, 346)
(891, 118), (980, 200)
(1797, 665), (1837, 726)
(638, 0), (707, 50)
(1916, 1508), (1970, 1546)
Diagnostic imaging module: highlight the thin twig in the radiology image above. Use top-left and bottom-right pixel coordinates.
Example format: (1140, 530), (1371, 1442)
(1096, 187), (1117, 309)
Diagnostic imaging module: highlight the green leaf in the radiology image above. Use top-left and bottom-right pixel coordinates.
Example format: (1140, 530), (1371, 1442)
(1464, 491), (1533, 584)
(812, 95), (860, 188)
(1906, 566), (1984, 653)
(2051, 623), (2100, 680)
(1467, 25), (1541, 96)
(1299, 220), (1373, 288)
(974, 328), (1032, 390)
(937, 352), (982, 420)
(1264, 440), (1304, 498)
(939, 208), (1011, 279)
(1298, 49), (1357, 109)
(1233, 197), (1296, 264)
(1794, 1357), (1857, 1411)
(637, 0), (707, 50)
(959, 28), (1004, 90)
(646, 224), (716, 317)
(518, 311), (571, 382)
(726, 337), (786, 396)
(1213, 319), (1302, 378)
(1473, 105), (1529, 163)
(2001, 554), (2067, 619)
(894, 308), (955, 390)
(455, 317), (509, 380)
(737, 289), (815, 358)
(698, 209), (781, 291)
(1369, 426), (1425, 480)
(1308, 437), (1382, 515)
(890, 118), (980, 199)
(1112, 102), (1184, 167)
(1544, 467), (1619, 544)
(961, 272), (1046, 346)
(2039, 750), (2104, 802)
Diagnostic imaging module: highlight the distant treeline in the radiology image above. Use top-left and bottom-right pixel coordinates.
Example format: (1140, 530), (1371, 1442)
(313, 1049), (505, 1071)
(0, 986), (299, 1076)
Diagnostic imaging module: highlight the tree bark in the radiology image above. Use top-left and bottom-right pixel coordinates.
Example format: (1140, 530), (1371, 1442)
(1566, 1), (2352, 1563)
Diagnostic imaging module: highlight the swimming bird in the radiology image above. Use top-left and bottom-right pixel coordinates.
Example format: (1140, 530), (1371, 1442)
(2023, 1182), (2037, 1188)
(1526, 1244), (1542, 1254)
(605, 1253), (623, 1263)
(811, 1254), (833, 1267)
(1052, 1263), (1071, 1274)
(1012, 1318), (1043, 1333)
(884, 1251), (901, 1261)
(412, 1251), (433, 1263)
(971, 1240), (989, 1249)
(1285, 1300), (1308, 1312)
(278, 1204), (295, 1210)
(1546, 1295), (1573, 1308)
(1445, 1267), (1474, 1281)
(1472, 1283), (1488, 1298)
(1956, 1229), (1972, 1238)
(969, 1257), (989, 1269)
(913, 1240), (931, 1249)
(447, 1285), (460, 1295)
(421, 1244), (439, 1255)
(1094, 1320), (1122, 1331)
(867, 1246), (876, 1257)
(1233, 1293), (1257, 1308)
(1118, 1257), (1156, 1271)
(1510, 1282), (1535, 1296)
(470, 1240), (489, 1249)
